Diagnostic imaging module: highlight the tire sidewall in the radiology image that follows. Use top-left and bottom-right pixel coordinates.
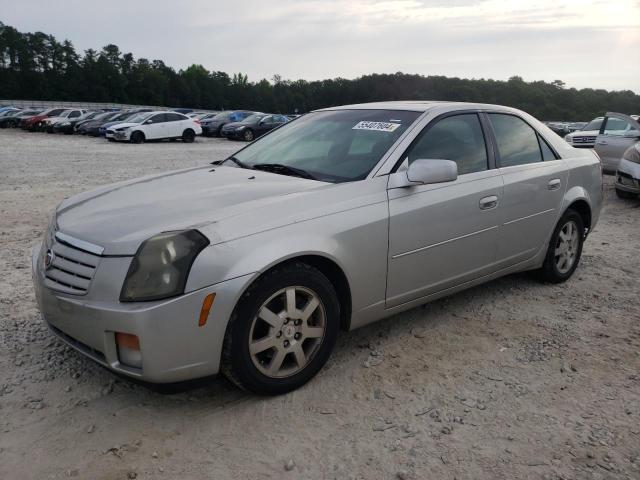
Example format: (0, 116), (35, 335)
(545, 210), (584, 281)
(243, 129), (254, 142)
(227, 266), (340, 395)
(182, 129), (195, 143)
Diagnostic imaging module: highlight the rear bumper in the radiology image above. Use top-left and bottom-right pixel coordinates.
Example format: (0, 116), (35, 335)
(32, 243), (249, 383)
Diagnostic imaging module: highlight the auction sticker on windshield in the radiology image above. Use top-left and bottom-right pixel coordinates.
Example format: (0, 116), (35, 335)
(353, 121), (401, 132)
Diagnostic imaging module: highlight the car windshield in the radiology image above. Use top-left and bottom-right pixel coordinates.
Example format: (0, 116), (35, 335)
(211, 112), (232, 121)
(583, 118), (603, 131)
(229, 109), (421, 183)
(243, 114), (266, 123)
(128, 112), (154, 123)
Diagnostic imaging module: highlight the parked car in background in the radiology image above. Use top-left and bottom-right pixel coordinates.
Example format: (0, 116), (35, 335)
(77, 111), (123, 136)
(594, 112), (640, 173)
(614, 142), (640, 199)
(101, 109), (154, 138)
(44, 109), (85, 133)
(201, 110), (254, 137)
(0, 110), (36, 128)
(565, 117), (604, 148)
(7, 110), (42, 128)
(0, 107), (21, 117)
(567, 122), (587, 133)
(52, 111), (102, 134)
(222, 113), (289, 141)
(21, 108), (67, 131)
(109, 111), (202, 143)
(32, 101), (602, 394)
(74, 111), (116, 134)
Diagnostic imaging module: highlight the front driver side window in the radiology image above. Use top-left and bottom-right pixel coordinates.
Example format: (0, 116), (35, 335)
(603, 117), (636, 136)
(405, 113), (488, 175)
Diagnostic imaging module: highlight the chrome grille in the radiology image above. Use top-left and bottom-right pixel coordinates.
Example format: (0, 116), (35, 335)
(44, 233), (102, 295)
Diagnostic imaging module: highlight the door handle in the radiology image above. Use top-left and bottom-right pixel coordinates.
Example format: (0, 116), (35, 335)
(479, 195), (498, 210)
(548, 179), (561, 191)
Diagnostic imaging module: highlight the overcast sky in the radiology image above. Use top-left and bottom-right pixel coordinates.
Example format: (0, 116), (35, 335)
(1, 0), (639, 92)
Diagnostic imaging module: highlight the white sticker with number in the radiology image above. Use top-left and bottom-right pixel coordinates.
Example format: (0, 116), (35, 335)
(352, 121), (400, 132)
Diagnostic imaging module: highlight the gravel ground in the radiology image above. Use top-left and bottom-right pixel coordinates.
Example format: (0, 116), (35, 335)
(0, 129), (639, 480)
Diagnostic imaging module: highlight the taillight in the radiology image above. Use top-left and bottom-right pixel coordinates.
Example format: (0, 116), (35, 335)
(194, 119), (201, 125)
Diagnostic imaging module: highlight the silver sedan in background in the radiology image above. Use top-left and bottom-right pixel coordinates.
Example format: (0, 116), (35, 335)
(32, 101), (602, 395)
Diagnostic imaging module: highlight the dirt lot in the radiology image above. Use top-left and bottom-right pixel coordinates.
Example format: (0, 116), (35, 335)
(0, 129), (639, 480)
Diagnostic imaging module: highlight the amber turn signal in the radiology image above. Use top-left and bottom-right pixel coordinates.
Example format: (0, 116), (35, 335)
(199, 293), (216, 327)
(115, 332), (140, 350)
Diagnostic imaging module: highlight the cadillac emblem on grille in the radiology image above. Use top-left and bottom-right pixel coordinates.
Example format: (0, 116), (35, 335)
(44, 249), (55, 270)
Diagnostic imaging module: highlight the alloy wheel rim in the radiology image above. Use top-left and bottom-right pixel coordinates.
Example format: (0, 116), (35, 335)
(248, 286), (326, 378)
(554, 220), (579, 274)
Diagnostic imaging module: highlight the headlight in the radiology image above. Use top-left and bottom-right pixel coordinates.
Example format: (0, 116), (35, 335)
(61, 122), (70, 126)
(565, 136), (572, 143)
(120, 230), (209, 302)
(235, 126), (246, 131)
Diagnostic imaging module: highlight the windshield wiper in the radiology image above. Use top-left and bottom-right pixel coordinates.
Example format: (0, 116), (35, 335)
(214, 156), (249, 168)
(252, 163), (317, 180)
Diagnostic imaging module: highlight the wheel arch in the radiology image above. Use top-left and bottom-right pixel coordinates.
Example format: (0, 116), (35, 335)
(233, 253), (353, 332)
(561, 186), (593, 234)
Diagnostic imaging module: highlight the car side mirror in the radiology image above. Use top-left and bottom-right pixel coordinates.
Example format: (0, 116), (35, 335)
(144, 120), (153, 125)
(388, 159), (458, 188)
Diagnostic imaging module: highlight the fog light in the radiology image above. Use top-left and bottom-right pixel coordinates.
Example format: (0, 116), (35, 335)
(115, 332), (142, 369)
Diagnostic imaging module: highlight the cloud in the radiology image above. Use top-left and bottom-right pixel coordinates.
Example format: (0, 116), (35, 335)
(0, 0), (638, 91)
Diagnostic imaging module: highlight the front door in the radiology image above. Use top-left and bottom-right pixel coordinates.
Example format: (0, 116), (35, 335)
(595, 113), (640, 172)
(387, 112), (503, 308)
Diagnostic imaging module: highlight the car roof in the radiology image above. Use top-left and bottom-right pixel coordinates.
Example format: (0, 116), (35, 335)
(316, 100), (522, 113)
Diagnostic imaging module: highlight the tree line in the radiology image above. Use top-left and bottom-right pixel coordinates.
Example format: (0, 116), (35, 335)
(1, 21), (638, 120)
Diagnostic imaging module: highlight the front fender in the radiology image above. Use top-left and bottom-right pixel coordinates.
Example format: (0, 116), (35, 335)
(185, 199), (389, 318)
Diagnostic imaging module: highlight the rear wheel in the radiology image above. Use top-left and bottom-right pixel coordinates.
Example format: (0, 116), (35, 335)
(222, 263), (340, 395)
(182, 129), (196, 143)
(536, 209), (584, 283)
(130, 131), (144, 144)
(616, 188), (637, 199)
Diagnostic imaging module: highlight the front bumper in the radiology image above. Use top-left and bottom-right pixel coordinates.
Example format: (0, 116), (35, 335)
(32, 242), (249, 383)
(616, 161), (640, 193)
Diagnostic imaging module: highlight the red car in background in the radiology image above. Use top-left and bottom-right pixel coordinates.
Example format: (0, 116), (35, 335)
(21, 108), (67, 132)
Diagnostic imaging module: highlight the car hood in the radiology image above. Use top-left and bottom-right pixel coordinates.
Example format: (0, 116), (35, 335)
(55, 165), (328, 255)
(222, 121), (246, 130)
(107, 122), (139, 130)
(566, 130), (599, 139)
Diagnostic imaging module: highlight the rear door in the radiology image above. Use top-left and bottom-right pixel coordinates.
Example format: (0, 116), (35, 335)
(165, 113), (186, 137)
(487, 113), (569, 268)
(595, 113), (640, 172)
(386, 112), (503, 307)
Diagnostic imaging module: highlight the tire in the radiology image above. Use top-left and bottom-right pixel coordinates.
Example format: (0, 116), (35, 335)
(222, 262), (340, 395)
(216, 126), (224, 137)
(536, 209), (584, 283)
(130, 131), (144, 144)
(616, 188), (637, 199)
(242, 129), (255, 142)
(182, 129), (196, 143)
(107, 138), (115, 142)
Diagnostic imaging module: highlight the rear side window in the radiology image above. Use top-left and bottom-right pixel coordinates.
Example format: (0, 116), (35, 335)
(538, 135), (558, 161)
(69, 111), (81, 118)
(489, 114), (542, 167)
(405, 113), (488, 175)
(166, 113), (185, 122)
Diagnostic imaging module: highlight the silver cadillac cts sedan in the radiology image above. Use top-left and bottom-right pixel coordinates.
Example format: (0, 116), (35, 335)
(32, 101), (603, 395)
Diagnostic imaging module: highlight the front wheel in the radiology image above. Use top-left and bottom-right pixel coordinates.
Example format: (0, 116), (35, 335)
(130, 131), (144, 144)
(536, 209), (584, 283)
(222, 263), (340, 395)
